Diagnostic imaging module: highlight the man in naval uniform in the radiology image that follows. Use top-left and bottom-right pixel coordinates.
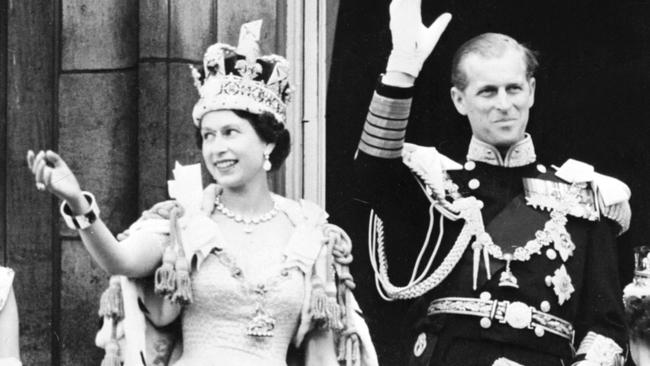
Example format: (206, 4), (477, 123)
(353, 0), (632, 365)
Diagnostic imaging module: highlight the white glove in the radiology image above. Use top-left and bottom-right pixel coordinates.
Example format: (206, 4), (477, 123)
(386, 0), (452, 77)
(492, 358), (524, 366)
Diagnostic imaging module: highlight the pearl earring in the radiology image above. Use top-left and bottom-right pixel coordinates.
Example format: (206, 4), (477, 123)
(263, 152), (272, 171)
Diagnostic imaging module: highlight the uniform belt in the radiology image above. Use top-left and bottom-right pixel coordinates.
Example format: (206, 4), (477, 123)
(427, 297), (574, 341)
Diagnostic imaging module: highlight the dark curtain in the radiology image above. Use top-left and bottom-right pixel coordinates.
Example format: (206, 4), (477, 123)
(326, 0), (650, 364)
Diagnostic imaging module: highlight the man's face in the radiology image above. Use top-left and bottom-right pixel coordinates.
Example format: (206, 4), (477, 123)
(450, 48), (536, 148)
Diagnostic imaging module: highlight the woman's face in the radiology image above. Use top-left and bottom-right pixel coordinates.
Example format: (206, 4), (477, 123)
(200, 110), (273, 190)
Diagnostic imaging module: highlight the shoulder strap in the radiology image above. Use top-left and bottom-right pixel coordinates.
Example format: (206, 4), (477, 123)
(554, 159), (631, 233)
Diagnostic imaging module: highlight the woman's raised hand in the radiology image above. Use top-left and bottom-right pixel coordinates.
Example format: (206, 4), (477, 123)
(26, 150), (83, 206)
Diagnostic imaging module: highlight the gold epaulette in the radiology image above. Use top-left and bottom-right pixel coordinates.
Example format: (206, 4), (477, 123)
(523, 178), (600, 221)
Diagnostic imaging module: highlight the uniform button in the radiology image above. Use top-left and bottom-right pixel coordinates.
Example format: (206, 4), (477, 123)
(546, 248), (557, 260)
(540, 301), (551, 312)
(464, 161), (476, 171)
(468, 179), (480, 190)
(479, 291), (492, 301)
(537, 164), (547, 174)
(534, 326), (545, 337)
(480, 317), (492, 329)
(545, 276), (553, 287)
(413, 333), (427, 357)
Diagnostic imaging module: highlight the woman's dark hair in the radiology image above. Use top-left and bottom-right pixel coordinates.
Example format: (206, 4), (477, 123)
(625, 295), (650, 343)
(195, 110), (291, 171)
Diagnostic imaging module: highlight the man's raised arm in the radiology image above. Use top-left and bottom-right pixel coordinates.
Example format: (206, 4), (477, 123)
(355, 0), (451, 203)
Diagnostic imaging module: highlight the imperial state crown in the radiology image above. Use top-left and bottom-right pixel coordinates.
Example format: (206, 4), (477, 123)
(191, 19), (292, 125)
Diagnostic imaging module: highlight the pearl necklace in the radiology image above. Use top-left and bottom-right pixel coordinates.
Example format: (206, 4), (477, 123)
(214, 195), (279, 233)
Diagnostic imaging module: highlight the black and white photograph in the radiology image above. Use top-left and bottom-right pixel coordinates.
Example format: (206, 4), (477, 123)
(1, 0), (649, 365)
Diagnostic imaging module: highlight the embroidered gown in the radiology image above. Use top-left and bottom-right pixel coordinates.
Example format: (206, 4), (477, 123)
(123, 196), (336, 366)
(173, 219), (306, 366)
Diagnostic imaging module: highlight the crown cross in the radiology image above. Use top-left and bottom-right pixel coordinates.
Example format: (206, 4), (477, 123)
(235, 59), (263, 80)
(191, 19), (292, 125)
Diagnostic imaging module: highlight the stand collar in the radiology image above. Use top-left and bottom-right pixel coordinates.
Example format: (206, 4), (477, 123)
(466, 134), (536, 167)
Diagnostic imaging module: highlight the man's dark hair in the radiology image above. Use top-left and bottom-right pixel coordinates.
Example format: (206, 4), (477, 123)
(451, 33), (539, 90)
(195, 110), (291, 171)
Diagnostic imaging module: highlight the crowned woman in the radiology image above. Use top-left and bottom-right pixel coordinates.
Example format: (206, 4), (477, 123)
(27, 20), (376, 366)
(624, 247), (650, 366)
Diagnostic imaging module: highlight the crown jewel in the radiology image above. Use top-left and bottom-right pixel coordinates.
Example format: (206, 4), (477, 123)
(191, 20), (292, 125)
(624, 246), (650, 299)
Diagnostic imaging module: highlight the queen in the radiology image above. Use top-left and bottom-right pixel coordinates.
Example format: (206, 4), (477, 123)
(27, 21), (376, 366)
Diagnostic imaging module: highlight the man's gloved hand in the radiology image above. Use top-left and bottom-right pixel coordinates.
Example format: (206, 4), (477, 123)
(385, 0), (452, 78)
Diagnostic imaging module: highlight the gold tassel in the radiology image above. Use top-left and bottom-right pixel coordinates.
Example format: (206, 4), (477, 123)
(338, 333), (361, 366)
(345, 336), (353, 366)
(98, 276), (123, 319)
(337, 336), (347, 362)
(326, 296), (343, 330)
(351, 333), (360, 366)
(169, 207), (193, 305)
(322, 240), (344, 331)
(154, 246), (177, 296)
(100, 338), (121, 366)
(171, 254), (193, 305)
(310, 280), (328, 326)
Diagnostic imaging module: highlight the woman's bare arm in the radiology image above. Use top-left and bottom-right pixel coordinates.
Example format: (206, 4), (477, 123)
(27, 149), (166, 277)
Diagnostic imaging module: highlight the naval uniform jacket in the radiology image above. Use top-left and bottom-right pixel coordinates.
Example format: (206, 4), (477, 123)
(353, 81), (627, 366)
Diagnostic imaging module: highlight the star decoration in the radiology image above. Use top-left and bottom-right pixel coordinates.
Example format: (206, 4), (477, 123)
(545, 221), (575, 262)
(553, 231), (575, 262)
(550, 265), (574, 305)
